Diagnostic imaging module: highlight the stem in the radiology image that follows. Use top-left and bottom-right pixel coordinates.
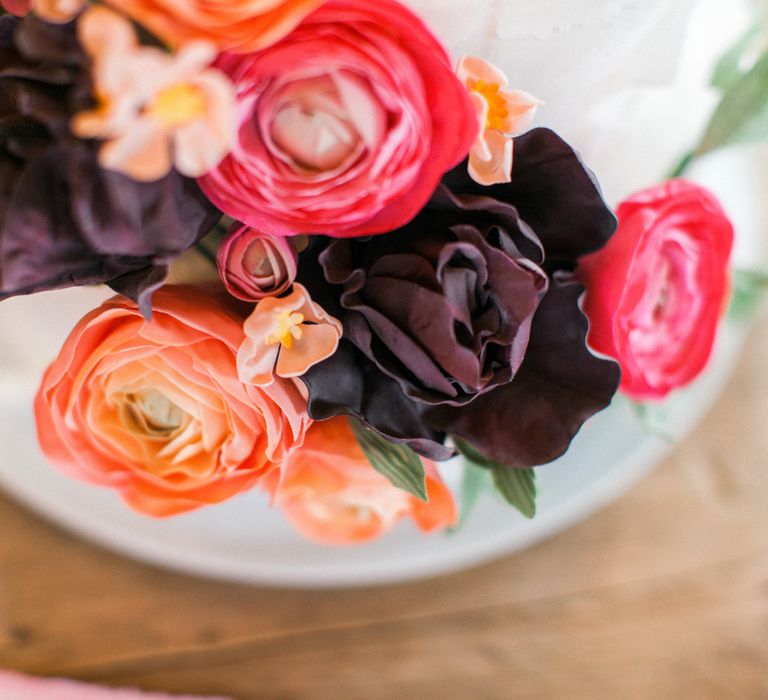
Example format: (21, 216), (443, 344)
(194, 242), (217, 267)
(668, 151), (695, 180)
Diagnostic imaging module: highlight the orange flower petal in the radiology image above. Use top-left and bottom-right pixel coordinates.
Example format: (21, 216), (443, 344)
(268, 417), (457, 545)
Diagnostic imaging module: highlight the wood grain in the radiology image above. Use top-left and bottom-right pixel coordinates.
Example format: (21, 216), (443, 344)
(0, 311), (767, 699)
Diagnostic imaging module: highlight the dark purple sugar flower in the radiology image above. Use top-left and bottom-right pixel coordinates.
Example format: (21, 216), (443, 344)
(299, 128), (621, 467)
(319, 186), (550, 406)
(0, 15), (219, 316)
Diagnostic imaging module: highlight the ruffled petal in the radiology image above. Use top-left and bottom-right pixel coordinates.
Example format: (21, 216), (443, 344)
(425, 277), (620, 467)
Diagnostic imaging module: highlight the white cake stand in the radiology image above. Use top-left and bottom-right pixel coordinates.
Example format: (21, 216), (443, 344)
(0, 148), (763, 588)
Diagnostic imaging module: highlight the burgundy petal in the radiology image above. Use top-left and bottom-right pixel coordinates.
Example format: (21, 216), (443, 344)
(0, 16), (220, 315)
(301, 340), (454, 461)
(0, 145), (219, 314)
(441, 128), (617, 266)
(424, 277), (621, 467)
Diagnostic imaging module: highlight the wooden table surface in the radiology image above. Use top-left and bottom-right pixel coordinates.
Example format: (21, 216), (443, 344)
(0, 313), (767, 700)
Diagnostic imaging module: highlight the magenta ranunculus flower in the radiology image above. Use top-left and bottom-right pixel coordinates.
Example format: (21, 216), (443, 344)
(217, 223), (298, 302)
(198, 0), (478, 238)
(579, 180), (734, 401)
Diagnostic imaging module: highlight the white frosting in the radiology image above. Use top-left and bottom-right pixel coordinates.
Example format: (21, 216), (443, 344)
(404, 0), (697, 95)
(403, 0), (752, 202)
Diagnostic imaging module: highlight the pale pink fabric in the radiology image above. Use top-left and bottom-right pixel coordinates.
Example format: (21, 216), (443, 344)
(0, 671), (230, 699)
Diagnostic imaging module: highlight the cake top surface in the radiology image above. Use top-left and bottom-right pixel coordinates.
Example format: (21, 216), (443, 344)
(404, 0), (673, 40)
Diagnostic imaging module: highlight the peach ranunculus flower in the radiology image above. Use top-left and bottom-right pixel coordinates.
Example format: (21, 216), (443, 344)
(262, 417), (458, 545)
(104, 0), (324, 53)
(237, 283), (342, 387)
(457, 56), (542, 186)
(35, 286), (311, 517)
(71, 7), (236, 182)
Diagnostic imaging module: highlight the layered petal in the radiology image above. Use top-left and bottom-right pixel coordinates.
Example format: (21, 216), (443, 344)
(425, 278), (621, 466)
(217, 223), (298, 302)
(198, 0), (477, 238)
(263, 416), (457, 545)
(35, 286), (310, 516)
(579, 179), (733, 400)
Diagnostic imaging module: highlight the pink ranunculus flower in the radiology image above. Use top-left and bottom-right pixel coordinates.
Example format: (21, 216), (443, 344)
(457, 56), (541, 186)
(198, 0), (478, 238)
(217, 223), (299, 302)
(237, 283), (343, 387)
(579, 180), (734, 401)
(35, 286), (311, 517)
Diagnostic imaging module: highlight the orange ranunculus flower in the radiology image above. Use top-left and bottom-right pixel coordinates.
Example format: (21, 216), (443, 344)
(35, 286), (311, 517)
(104, 0), (325, 53)
(263, 417), (457, 545)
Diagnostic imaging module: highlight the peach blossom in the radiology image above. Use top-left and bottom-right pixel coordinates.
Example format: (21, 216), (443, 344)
(237, 283), (342, 387)
(35, 286), (310, 517)
(457, 56), (541, 186)
(104, 0), (324, 53)
(71, 7), (235, 182)
(263, 417), (457, 545)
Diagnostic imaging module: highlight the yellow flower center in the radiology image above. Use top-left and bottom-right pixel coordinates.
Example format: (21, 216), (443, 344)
(265, 310), (305, 349)
(121, 388), (186, 437)
(148, 82), (207, 128)
(469, 79), (510, 132)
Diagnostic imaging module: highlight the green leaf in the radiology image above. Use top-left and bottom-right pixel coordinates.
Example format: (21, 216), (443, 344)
(667, 151), (695, 180)
(630, 401), (676, 444)
(454, 437), (537, 519)
(492, 468), (537, 519)
(449, 461), (491, 533)
(729, 268), (768, 320)
(697, 49), (768, 156)
(711, 21), (762, 91)
(349, 419), (427, 501)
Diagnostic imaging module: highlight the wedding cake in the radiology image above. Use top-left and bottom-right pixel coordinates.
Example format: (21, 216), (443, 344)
(0, 0), (752, 575)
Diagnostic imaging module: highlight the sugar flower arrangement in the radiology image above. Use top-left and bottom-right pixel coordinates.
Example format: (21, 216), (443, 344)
(0, 0), (736, 545)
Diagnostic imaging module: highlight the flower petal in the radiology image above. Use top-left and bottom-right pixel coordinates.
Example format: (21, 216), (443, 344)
(275, 322), (341, 379)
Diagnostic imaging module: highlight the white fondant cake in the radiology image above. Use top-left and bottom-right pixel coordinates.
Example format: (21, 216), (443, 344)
(405, 0), (751, 202)
(0, 0), (760, 586)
